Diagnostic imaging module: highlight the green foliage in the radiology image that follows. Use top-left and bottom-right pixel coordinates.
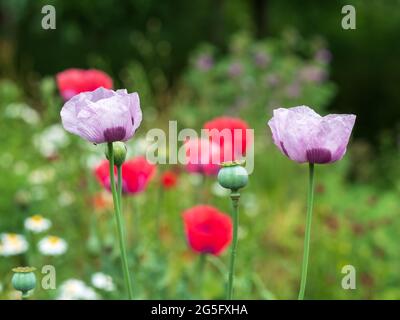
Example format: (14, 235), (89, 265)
(173, 32), (335, 129)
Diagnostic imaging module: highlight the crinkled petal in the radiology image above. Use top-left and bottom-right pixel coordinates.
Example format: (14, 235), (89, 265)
(123, 92), (142, 134)
(76, 96), (133, 143)
(60, 92), (93, 136)
(60, 87), (142, 144)
(319, 114), (356, 162)
(267, 105), (355, 164)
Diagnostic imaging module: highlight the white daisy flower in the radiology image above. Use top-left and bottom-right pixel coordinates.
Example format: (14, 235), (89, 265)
(57, 279), (98, 300)
(91, 272), (115, 292)
(5, 103), (40, 125)
(24, 215), (51, 233)
(58, 191), (75, 207)
(38, 236), (68, 256)
(28, 168), (55, 185)
(0, 233), (28, 256)
(33, 124), (69, 157)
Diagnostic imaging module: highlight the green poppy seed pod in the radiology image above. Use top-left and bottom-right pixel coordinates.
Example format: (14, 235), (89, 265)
(11, 267), (36, 297)
(105, 141), (127, 166)
(218, 161), (248, 192)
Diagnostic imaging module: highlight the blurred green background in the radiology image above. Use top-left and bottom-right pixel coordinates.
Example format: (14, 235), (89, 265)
(0, 0), (399, 299)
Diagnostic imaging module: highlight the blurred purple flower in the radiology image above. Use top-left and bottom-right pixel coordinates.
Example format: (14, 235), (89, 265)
(228, 62), (243, 77)
(264, 74), (280, 87)
(253, 51), (270, 68)
(315, 49), (332, 63)
(60, 87), (142, 144)
(299, 66), (327, 83)
(195, 54), (214, 71)
(285, 82), (301, 98)
(268, 106), (356, 164)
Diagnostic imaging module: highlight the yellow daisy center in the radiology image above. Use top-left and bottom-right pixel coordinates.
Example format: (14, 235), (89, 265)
(31, 215), (44, 222)
(48, 236), (60, 245)
(7, 234), (19, 244)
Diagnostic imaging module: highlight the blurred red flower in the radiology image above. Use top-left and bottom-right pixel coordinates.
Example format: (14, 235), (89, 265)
(56, 68), (113, 100)
(91, 191), (113, 213)
(183, 205), (232, 256)
(94, 156), (156, 195)
(203, 116), (250, 162)
(161, 170), (178, 189)
(184, 138), (221, 176)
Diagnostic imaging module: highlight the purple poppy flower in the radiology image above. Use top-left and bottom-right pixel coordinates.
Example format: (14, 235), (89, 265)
(285, 82), (301, 98)
(299, 66), (327, 83)
(196, 54), (214, 71)
(253, 51), (270, 68)
(60, 87), (142, 144)
(265, 73), (280, 87)
(268, 106), (356, 164)
(228, 62), (243, 78)
(315, 48), (332, 63)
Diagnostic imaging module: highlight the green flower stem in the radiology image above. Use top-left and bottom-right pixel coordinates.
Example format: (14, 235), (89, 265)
(21, 292), (30, 300)
(117, 165), (127, 239)
(107, 142), (134, 300)
(227, 192), (240, 300)
(117, 165), (123, 212)
(298, 163), (315, 300)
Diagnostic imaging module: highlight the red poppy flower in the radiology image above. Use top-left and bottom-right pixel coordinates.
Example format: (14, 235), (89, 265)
(183, 205), (232, 256)
(56, 68), (113, 100)
(203, 117), (250, 162)
(94, 156), (156, 195)
(184, 138), (221, 176)
(94, 160), (113, 188)
(161, 171), (178, 189)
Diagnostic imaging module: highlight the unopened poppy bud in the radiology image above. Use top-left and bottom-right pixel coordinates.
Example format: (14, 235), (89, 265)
(11, 267), (36, 298)
(217, 161), (248, 192)
(105, 142), (127, 166)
